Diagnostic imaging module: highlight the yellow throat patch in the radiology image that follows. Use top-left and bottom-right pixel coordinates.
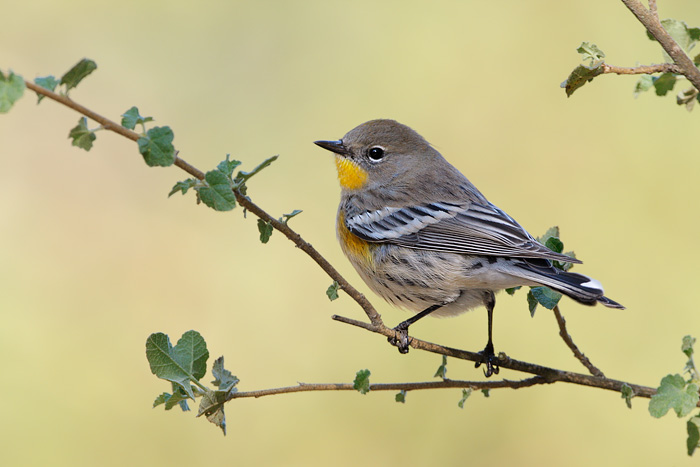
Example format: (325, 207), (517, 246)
(335, 155), (368, 190)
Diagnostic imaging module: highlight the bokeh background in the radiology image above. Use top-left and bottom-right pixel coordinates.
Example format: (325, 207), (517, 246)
(2, 0), (700, 465)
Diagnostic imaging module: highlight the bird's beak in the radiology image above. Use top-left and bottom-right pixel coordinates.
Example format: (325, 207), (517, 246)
(314, 140), (349, 156)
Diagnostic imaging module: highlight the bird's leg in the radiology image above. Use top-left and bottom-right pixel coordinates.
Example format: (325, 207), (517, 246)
(475, 291), (500, 377)
(389, 303), (443, 354)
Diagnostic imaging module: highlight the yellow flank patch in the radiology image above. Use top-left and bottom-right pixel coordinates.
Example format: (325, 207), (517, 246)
(337, 210), (373, 268)
(335, 155), (368, 190)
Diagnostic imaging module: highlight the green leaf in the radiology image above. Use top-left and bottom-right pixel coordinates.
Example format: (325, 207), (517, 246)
(211, 356), (239, 392)
(688, 414), (700, 456)
(197, 170), (236, 211)
(137, 126), (175, 167)
(683, 336), (696, 358)
(649, 374), (700, 418)
(164, 384), (191, 411)
(577, 42), (606, 63)
(121, 106), (153, 130)
(634, 75), (654, 97)
(217, 155), (242, 179)
(395, 390), (406, 403)
(530, 286), (562, 310)
(536, 226), (560, 244)
(353, 369), (371, 395)
(68, 117), (96, 151)
(621, 383), (634, 409)
(197, 388), (228, 435)
(677, 87), (699, 111)
(145, 331), (209, 400)
(505, 286), (521, 296)
(527, 290), (539, 317)
(653, 73), (677, 96)
(458, 388), (472, 409)
(434, 355), (447, 379)
(481, 389), (490, 398)
(33, 75), (59, 103)
(168, 179), (198, 197)
(280, 209), (303, 225)
(326, 281), (340, 301)
(544, 237), (564, 254)
(257, 219), (273, 243)
(60, 58), (97, 92)
(233, 155), (279, 185)
(561, 62), (604, 97)
(0, 71), (26, 113)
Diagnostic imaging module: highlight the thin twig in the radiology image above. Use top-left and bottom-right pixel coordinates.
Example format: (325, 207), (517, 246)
(648, 0), (658, 19)
(225, 376), (548, 400)
(553, 305), (605, 377)
(602, 63), (681, 75)
(621, 0), (700, 91)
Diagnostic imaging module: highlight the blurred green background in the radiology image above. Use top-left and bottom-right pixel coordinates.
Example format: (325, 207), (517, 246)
(2, 0), (700, 465)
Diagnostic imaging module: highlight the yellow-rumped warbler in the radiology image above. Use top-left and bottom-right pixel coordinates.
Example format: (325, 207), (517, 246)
(315, 119), (622, 376)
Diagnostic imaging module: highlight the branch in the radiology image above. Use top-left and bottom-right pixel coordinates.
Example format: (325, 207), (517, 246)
(601, 63), (681, 75)
(553, 305), (605, 377)
(225, 376), (547, 400)
(332, 314), (672, 403)
(621, 0), (700, 91)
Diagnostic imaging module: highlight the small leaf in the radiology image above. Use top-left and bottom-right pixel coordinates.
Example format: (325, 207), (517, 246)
(60, 58), (97, 92)
(634, 75), (654, 97)
(0, 71), (26, 113)
(197, 388), (228, 435)
(562, 62), (605, 97)
(145, 331), (209, 400)
(577, 42), (606, 63)
(121, 106), (153, 130)
(233, 155), (279, 185)
(434, 355), (448, 379)
(683, 336), (696, 358)
(536, 226), (560, 244)
(395, 390), (406, 403)
(164, 384), (191, 411)
(33, 75), (59, 103)
(68, 117), (96, 151)
(621, 383), (634, 409)
(677, 87), (699, 111)
(326, 281), (340, 301)
(217, 155), (242, 179)
(530, 286), (562, 310)
(168, 179), (198, 197)
(688, 414), (700, 456)
(353, 369), (371, 395)
(280, 209), (303, 225)
(211, 356), (239, 392)
(197, 170), (237, 211)
(153, 392), (171, 408)
(527, 290), (539, 317)
(458, 388), (472, 409)
(649, 374), (700, 418)
(257, 219), (273, 243)
(481, 389), (490, 398)
(653, 73), (677, 96)
(505, 286), (521, 296)
(137, 126), (175, 167)
(544, 237), (564, 254)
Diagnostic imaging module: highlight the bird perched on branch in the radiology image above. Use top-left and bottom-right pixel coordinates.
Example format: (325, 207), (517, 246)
(315, 119), (622, 376)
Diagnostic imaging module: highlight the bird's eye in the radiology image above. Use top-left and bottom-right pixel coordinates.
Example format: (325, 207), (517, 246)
(368, 146), (385, 162)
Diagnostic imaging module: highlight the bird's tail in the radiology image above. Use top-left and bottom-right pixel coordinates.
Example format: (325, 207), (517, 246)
(513, 260), (624, 309)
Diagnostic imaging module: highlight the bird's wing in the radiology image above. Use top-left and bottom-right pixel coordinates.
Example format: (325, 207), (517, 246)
(345, 201), (581, 263)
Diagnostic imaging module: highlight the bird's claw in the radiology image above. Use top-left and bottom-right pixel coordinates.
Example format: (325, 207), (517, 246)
(475, 343), (500, 377)
(388, 323), (412, 354)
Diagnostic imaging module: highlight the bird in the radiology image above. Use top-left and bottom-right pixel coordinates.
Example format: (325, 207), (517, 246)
(314, 119), (623, 376)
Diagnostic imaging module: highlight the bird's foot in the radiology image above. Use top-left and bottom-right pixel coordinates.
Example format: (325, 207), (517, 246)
(388, 322), (412, 354)
(475, 342), (500, 377)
